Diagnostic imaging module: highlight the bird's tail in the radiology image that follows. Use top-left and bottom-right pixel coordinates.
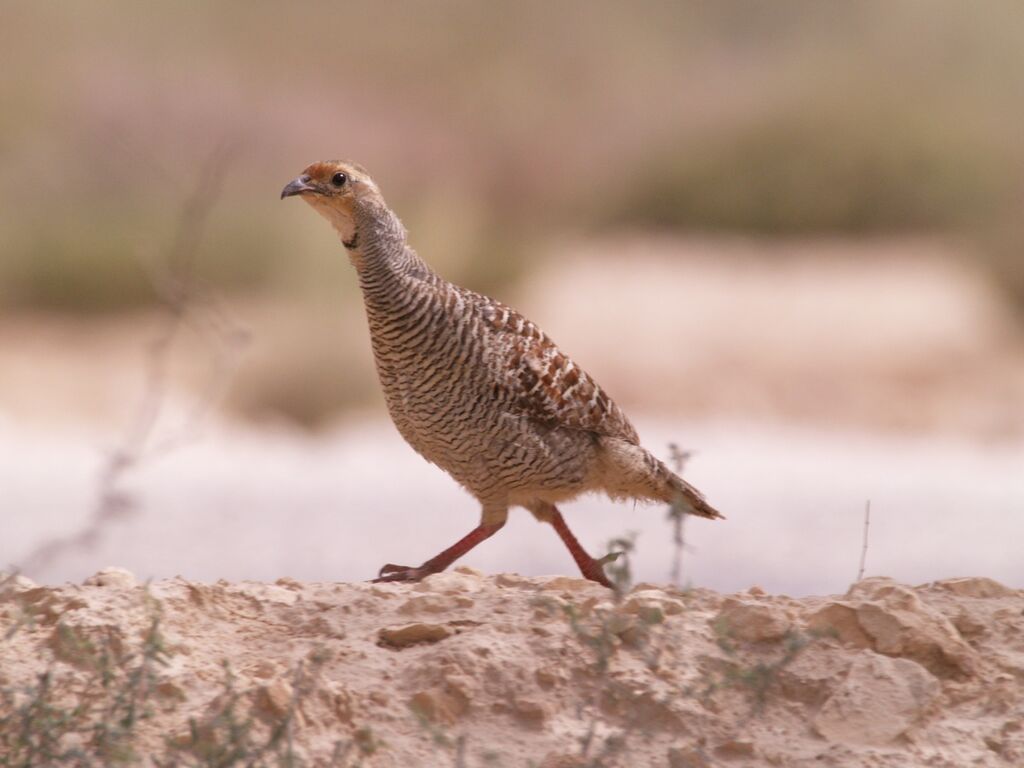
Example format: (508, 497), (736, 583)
(599, 437), (724, 520)
(665, 469), (724, 520)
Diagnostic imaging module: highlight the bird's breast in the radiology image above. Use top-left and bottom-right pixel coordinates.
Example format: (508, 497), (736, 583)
(365, 289), (495, 460)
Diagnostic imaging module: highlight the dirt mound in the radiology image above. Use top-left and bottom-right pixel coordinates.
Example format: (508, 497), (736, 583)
(1, 570), (1021, 766)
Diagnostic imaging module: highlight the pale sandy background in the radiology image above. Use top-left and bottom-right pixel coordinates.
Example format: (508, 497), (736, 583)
(5, 242), (1022, 595)
(3, 3), (1023, 597)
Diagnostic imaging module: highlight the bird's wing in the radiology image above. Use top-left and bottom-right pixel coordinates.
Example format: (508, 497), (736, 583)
(474, 294), (640, 444)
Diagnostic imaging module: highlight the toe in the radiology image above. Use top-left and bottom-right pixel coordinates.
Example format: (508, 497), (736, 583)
(377, 563), (412, 577)
(372, 564), (423, 583)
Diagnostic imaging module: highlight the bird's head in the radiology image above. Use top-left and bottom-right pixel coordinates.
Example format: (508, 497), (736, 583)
(280, 160), (385, 248)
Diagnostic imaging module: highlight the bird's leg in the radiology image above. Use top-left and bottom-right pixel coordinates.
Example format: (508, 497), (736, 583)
(373, 509), (507, 583)
(531, 503), (614, 588)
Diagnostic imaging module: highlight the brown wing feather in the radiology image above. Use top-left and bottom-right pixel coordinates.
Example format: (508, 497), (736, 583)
(474, 294), (640, 444)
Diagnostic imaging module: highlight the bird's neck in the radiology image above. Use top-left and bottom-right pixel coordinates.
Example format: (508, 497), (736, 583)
(348, 199), (434, 313)
(345, 199), (407, 267)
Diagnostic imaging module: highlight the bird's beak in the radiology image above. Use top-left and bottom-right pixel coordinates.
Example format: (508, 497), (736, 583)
(280, 175), (315, 200)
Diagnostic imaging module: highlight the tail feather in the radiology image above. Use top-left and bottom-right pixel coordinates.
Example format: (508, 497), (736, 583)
(598, 436), (724, 520)
(666, 471), (724, 520)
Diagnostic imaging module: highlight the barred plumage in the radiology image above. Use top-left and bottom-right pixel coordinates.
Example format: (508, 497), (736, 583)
(282, 160), (722, 587)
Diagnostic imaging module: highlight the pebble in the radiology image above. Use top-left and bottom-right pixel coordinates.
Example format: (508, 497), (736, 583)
(254, 680), (294, 720)
(715, 598), (791, 642)
(83, 567), (137, 589)
(814, 652), (939, 746)
(934, 577), (1016, 599)
(807, 586), (976, 677)
(378, 622), (452, 648)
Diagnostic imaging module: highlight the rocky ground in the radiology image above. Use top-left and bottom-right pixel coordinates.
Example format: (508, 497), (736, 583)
(1, 569), (1021, 767)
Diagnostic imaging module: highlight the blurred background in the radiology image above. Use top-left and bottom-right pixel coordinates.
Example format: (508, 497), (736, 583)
(3, 1), (1022, 595)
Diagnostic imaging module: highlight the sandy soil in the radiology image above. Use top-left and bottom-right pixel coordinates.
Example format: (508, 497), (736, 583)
(2, 569), (1021, 766)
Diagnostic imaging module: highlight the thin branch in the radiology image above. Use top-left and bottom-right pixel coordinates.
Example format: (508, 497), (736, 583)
(667, 442), (692, 587)
(17, 146), (247, 577)
(856, 500), (871, 582)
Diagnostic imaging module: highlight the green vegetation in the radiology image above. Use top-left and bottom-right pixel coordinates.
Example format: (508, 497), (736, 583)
(708, 623), (812, 714)
(0, 595), (169, 766)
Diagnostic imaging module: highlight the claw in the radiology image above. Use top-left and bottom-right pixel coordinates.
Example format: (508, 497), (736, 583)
(580, 553), (617, 589)
(371, 564), (424, 583)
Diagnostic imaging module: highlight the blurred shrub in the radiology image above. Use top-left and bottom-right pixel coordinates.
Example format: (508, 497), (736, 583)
(227, 302), (381, 429)
(3, 219), (153, 313)
(978, 218), (1024, 320)
(0, 212), (284, 314)
(608, 98), (1009, 235)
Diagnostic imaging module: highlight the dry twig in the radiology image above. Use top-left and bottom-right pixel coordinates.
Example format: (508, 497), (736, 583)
(18, 147), (248, 577)
(856, 500), (871, 582)
(666, 442), (692, 586)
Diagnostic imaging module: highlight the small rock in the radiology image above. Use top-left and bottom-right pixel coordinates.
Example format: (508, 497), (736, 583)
(539, 754), (585, 768)
(298, 615), (347, 639)
(14, 588), (76, 624)
(814, 652), (939, 746)
(807, 586), (976, 677)
(246, 660), (278, 679)
(353, 727), (377, 754)
(156, 680), (186, 701)
(453, 565), (484, 578)
(951, 608), (987, 638)
(248, 584), (298, 605)
(0, 573), (37, 593)
(496, 573), (531, 588)
(714, 739), (755, 758)
(668, 745), (712, 768)
(623, 595), (671, 623)
(715, 598), (791, 642)
(605, 612), (636, 638)
(777, 645), (853, 706)
(858, 601), (973, 676)
(318, 684), (355, 724)
(935, 577), (1016, 599)
(845, 577), (907, 602)
(619, 621), (651, 648)
(536, 668), (562, 688)
(254, 680), (294, 720)
(442, 673), (475, 704)
(540, 576), (596, 592)
(398, 594), (471, 614)
(513, 697), (547, 727)
(378, 622), (452, 648)
(416, 572), (484, 594)
(83, 567), (137, 589)
(410, 687), (467, 725)
(807, 603), (872, 647)
(630, 582), (665, 592)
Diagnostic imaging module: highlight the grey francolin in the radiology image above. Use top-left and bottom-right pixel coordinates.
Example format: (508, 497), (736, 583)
(281, 161), (721, 587)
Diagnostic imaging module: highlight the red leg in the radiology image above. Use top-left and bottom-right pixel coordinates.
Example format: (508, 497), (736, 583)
(547, 507), (614, 589)
(373, 519), (505, 583)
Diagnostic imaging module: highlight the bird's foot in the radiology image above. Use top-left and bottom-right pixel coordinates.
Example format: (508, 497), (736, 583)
(372, 563), (429, 583)
(580, 551), (620, 589)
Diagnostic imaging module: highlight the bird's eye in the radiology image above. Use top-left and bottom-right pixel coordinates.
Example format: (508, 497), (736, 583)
(331, 172), (348, 187)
